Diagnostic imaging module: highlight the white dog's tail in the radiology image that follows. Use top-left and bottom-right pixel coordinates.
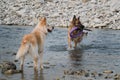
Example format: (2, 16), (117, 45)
(16, 41), (30, 60)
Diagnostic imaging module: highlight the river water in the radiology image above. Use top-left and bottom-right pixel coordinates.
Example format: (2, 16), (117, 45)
(0, 25), (120, 80)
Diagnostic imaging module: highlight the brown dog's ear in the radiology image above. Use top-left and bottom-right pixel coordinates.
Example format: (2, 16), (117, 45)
(78, 16), (80, 20)
(73, 15), (76, 21)
(72, 15), (76, 25)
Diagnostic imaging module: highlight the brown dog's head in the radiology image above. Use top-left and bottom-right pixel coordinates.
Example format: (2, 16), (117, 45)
(71, 15), (85, 30)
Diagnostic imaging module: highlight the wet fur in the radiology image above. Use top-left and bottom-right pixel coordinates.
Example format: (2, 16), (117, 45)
(68, 15), (87, 49)
(16, 17), (53, 71)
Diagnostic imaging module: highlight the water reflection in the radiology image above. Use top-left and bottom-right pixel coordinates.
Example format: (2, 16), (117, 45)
(20, 70), (44, 80)
(39, 70), (44, 80)
(21, 72), (24, 80)
(68, 48), (83, 67)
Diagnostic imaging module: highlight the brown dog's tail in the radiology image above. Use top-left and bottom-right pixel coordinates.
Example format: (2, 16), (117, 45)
(16, 41), (30, 60)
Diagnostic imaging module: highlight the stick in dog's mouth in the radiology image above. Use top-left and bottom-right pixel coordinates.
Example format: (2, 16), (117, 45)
(84, 28), (92, 31)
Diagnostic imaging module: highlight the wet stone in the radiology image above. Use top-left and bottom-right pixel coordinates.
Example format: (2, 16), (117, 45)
(104, 75), (113, 79)
(75, 71), (81, 75)
(44, 65), (50, 69)
(6, 52), (10, 54)
(0, 61), (22, 74)
(50, 64), (56, 67)
(64, 70), (69, 75)
(28, 66), (33, 68)
(103, 70), (113, 74)
(62, 75), (65, 78)
(0, 78), (7, 80)
(14, 60), (18, 62)
(12, 52), (16, 55)
(1, 61), (16, 73)
(27, 62), (30, 64)
(43, 62), (50, 64)
(88, 79), (93, 80)
(85, 73), (90, 77)
(98, 73), (103, 77)
(91, 72), (97, 77)
(114, 74), (120, 80)
(4, 69), (22, 74)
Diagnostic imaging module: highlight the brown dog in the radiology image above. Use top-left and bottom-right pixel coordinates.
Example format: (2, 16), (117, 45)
(16, 17), (53, 71)
(68, 15), (87, 49)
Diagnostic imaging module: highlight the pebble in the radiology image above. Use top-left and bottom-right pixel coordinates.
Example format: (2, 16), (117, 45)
(63, 69), (120, 80)
(103, 70), (113, 74)
(28, 66), (33, 68)
(0, 0), (120, 29)
(44, 65), (50, 69)
(114, 74), (120, 80)
(14, 60), (18, 62)
(84, 73), (90, 77)
(0, 78), (7, 80)
(4, 70), (22, 74)
(12, 53), (16, 55)
(43, 62), (50, 64)
(98, 73), (103, 77)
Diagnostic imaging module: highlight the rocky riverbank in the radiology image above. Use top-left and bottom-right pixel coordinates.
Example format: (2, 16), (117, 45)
(0, 0), (120, 29)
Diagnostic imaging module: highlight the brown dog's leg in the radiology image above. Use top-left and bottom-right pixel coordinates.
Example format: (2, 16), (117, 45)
(74, 40), (77, 48)
(68, 34), (72, 49)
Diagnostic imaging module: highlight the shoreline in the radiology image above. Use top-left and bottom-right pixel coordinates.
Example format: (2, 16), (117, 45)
(0, 24), (120, 30)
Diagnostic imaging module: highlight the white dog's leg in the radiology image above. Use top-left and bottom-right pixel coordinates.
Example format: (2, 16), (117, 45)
(40, 51), (43, 69)
(20, 56), (25, 70)
(31, 45), (39, 71)
(34, 56), (38, 71)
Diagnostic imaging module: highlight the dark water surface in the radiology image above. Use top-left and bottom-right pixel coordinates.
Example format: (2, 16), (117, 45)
(0, 25), (120, 80)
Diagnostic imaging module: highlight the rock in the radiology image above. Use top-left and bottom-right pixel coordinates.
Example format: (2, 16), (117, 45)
(98, 73), (103, 77)
(103, 70), (113, 74)
(28, 66), (33, 68)
(0, 61), (22, 74)
(91, 72), (97, 77)
(91, 0), (97, 4)
(0, 78), (7, 80)
(114, 74), (120, 80)
(4, 69), (22, 74)
(14, 60), (18, 62)
(84, 72), (90, 77)
(43, 62), (50, 64)
(64, 70), (69, 75)
(82, 0), (90, 3)
(44, 65), (50, 69)
(1, 61), (16, 73)
(12, 52), (16, 55)
(110, 0), (120, 11)
(0, 0), (120, 29)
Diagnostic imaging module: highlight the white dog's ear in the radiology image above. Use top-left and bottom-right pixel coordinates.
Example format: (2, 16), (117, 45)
(39, 17), (42, 21)
(39, 17), (46, 26)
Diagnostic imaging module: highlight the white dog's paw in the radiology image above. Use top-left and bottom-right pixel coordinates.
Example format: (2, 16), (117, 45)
(40, 65), (43, 70)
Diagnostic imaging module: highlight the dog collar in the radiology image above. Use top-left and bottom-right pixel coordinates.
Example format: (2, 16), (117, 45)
(70, 27), (83, 38)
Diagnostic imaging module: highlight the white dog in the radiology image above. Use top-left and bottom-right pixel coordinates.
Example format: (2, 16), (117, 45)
(16, 17), (53, 70)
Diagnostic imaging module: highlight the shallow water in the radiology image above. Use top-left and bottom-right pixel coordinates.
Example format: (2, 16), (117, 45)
(0, 25), (120, 80)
